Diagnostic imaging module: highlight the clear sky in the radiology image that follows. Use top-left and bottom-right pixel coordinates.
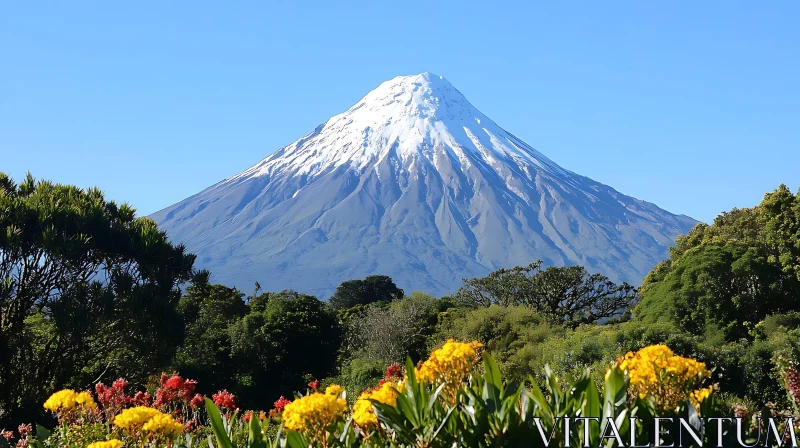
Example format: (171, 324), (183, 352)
(2, 1), (798, 223)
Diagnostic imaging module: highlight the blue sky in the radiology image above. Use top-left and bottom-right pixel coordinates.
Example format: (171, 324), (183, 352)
(2, 1), (798, 223)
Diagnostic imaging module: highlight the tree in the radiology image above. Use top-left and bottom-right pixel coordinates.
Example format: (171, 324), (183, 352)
(453, 261), (638, 328)
(435, 305), (559, 378)
(229, 290), (342, 408)
(0, 173), (195, 423)
(345, 292), (445, 365)
(637, 185), (800, 341)
(173, 274), (248, 396)
(329, 274), (404, 309)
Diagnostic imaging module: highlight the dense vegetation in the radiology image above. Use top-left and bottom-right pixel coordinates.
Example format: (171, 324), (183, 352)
(2, 173), (800, 446)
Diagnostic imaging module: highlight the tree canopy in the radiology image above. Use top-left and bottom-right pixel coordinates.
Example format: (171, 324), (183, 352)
(637, 184), (800, 340)
(229, 290), (342, 407)
(452, 261), (638, 327)
(329, 274), (404, 309)
(0, 173), (195, 422)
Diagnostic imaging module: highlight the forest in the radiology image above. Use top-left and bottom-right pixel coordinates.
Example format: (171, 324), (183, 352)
(2, 172), (800, 447)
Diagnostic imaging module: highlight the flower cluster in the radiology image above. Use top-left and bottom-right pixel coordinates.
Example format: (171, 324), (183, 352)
(113, 406), (161, 429)
(689, 386), (714, 408)
(784, 367), (800, 404)
(416, 339), (482, 400)
(274, 396), (292, 412)
(282, 384), (347, 437)
(353, 380), (402, 429)
(141, 412), (185, 435)
(153, 373), (197, 408)
(616, 345), (712, 412)
(95, 379), (151, 419)
(43, 389), (97, 413)
(114, 406), (183, 436)
(86, 440), (124, 448)
(385, 363), (402, 379)
(189, 393), (205, 408)
(212, 389), (236, 410)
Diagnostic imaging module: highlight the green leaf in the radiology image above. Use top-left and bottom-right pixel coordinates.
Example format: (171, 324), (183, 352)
(205, 397), (236, 448)
(482, 351), (504, 396)
(248, 412), (266, 448)
(34, 424), (50, 442)
(284, 430), (307, 448)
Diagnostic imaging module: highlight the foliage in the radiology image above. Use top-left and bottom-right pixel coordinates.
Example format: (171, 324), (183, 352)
(343, 292), (446, 366)
(0, 173), (195, 424)
(229, 290), (343, 408)
(174, 275), (248, 397)
(434, 304), (560, 379)
(453, 261), (638, 327)
(638, 185), (800, 341)
(329, 275), (404, 310)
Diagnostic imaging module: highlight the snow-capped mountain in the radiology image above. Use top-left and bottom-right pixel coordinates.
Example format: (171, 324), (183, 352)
(151, 72), (697, 298)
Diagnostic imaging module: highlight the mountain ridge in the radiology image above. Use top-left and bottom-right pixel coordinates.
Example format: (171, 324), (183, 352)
(152, 72), (697, 297)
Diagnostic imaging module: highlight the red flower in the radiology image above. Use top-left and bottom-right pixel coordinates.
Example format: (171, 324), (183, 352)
(385, 363), (402, 379)
(189, 393), (205, 408)
(1, 430), (13, 441)
(96, 378), (129, 409)
(273, 396), (291, 412)
(786, 368), (800, 403)
(180, 379), (198, 400)
(131, 391), (152, 407)
(308, 380), (320, 390)
(184, 418), (199, 433)
(16, 425), (31, 438)
(212, 390), (236, 410)
(156, 373), (198, 405)
(163, 373), (185, 390)
(243, 411), (253, 422)
(153, 388), (177, 408)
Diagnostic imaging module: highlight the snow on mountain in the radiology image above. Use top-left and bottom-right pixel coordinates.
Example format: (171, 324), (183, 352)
(151, 72), (697, 298)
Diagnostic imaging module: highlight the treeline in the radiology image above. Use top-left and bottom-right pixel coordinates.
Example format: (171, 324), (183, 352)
(2, 172), (799, 427)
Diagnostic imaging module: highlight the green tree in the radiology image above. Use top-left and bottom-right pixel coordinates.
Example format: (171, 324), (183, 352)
(329, 274), (404, 309)
(229, 290), (342, 408)
(173, 273), (248, 397)
(344, 291), (446, 365)
(453, 262), (638, 327)
(0, 173), (195, 423)
(435, 305), (560, 379)
(637, 185), (800, 340)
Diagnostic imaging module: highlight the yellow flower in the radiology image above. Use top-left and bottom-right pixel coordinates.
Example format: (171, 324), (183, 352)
(113, 406), (161, 430)
(75, 391), (97, 408)
(282, 390), (347, 436)
(416, 339), (482, 400)
(352, 381), (402, 428)
(325, 384), (344, 397)
(142, 412), (184, 436)
(690, 386), (714, 409)
(615, 345), (712, 413)
(44, 390), (78, 412)
(43, 389), (97, 413)
(87, 440), (124, 448)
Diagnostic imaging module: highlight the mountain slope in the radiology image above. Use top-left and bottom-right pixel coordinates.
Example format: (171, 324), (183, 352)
(151, 73), (697, 298)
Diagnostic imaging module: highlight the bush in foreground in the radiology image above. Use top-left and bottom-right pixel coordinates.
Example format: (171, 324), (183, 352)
(6, 341), (800, 447)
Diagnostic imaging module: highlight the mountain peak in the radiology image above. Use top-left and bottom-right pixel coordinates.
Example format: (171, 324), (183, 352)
(233, 72), (565, 181)
(356, 72), (467, 117)
(152, 73), (698, 298)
